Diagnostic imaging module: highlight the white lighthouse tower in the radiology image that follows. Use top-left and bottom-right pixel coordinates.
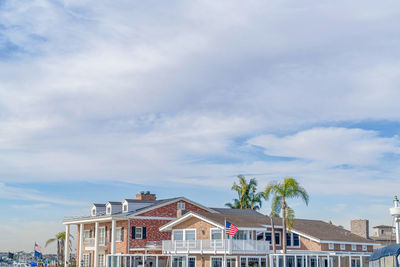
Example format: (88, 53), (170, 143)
(390, 196), (400, 244)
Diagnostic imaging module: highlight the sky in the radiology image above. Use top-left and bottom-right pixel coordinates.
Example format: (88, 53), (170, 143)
(1, 0), (400, 253)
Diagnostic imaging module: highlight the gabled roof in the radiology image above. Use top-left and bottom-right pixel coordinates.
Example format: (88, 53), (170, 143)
(107, 201), (122, 205)
(93, 203), (106, 207)
(160, 211), (377, 245)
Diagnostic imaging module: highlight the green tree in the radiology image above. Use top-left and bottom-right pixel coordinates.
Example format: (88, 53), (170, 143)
(264, 177), (309, 254)
(225, 175), (263, 210)
(45, 232), (73, 266)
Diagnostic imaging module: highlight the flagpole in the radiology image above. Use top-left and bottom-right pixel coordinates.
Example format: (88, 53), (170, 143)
(224, 218), (226, 267)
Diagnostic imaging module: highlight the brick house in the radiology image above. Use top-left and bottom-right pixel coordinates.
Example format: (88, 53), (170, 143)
(63, 193), (215, 267)
(63, 193), (378, 267)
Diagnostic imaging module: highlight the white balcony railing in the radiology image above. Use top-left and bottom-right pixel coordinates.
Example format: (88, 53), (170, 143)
(162, 239), (270, 254)
(84, 238), (95, 247)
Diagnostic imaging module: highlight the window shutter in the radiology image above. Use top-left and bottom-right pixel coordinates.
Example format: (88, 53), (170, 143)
(109, 228), (112, 242)
(121, 227), (124, 242)
(90, 230), (92, 238)
(143, 227), (147, 239)
(105, 226), (108, 243)
(132, 227), (136, 239)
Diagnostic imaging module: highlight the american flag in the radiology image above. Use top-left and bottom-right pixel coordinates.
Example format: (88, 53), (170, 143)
(225, 220), (238, 236)
(34, 243), (41, 252)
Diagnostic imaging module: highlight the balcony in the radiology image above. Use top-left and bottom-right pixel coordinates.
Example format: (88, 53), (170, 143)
(83, 238), (108, 250)
(162, 239), (270, 255)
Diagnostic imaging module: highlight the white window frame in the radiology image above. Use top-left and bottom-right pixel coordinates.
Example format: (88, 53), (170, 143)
(210, 228), (223, 248)
(82, 254), (90, 267)
(263, 231), (281, 246)
(83, 230), (91, 239)
(98, 227), (106, 246)
(352, 244), (357, 251)
(287, 232), (301, 248)
(135, 227), (143, 239)
(226, 257), (237, 267)
(340, 244), (346, 250)
(328, 243), (334, 250)
(106, 206), (111, 215)
(98, 254), (105, 267)
(172, 229), (196, 248)
(123, 204), (128, 213)
(211, 257), (223, 267)
(177, 202), (185, 210)
(362, 245), (367, 251)
(116, 227), (123, 242)
(92, 208), (96, 216)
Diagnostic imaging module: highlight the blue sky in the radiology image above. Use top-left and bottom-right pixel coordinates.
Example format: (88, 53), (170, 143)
(1, 0), (400, 253)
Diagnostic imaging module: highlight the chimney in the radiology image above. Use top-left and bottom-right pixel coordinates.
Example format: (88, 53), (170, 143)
(351, 219), (369, 239)
(136, 191), (156, 201)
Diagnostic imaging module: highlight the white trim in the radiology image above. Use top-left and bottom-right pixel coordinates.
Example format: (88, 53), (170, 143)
(320, 240), (377, 246)
(261, 225), (284, 229)
(362, 245), (367, 251)
(159, 212), (223, 231)
(328, 243), (334, 250)
(116, 227), (123, 242)
(290, 229), (321, 243)
(352, 244), (357, 251)
(261, 230), (281, 247)
(135, 226), (143, 240)
(340, 244), (346, 250)
(237, 227), (268, 231)
(131, 216), (176, 220)
(98, 226), (106, 246)
(63, 216), (126, 224)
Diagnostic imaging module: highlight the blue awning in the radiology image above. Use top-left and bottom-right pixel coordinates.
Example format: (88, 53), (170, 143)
(370, 244), (400, 261)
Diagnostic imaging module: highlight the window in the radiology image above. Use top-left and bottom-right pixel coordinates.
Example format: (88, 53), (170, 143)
(82, 254), (90, 267)
(362, 245), (367, 251)
(340, 244), (346, 250)
(173, 230), (184, 241)
(226, 257), (237, 267)
(286, 233), (300, 248)
(352, 244), (357, 251)
(172, 257), (185, 267)
(381, 229), (385, 235)
(107, 207), (111, 214)
(264, 231), (281, 246)
(116, 227), (124, 242)
(123, 204), (128, 212)
(92, 208), (96, 216)
(83, 230), (91, 239)
(185, 229), (196, 240)
(177, 202), (185, 210)
(135, 227), (143, 239)
(234, 230), (248, 240)
(328, 243), (334, 250)
(98, 254), (105, 267)
(211, 257), (223, 267)
(211, 229), (223, 248)
(189, 257), (196, 267)
(98, 227), (106, 245)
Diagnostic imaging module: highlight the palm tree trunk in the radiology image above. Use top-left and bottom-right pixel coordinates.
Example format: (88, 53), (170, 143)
(282, 199), (287, 267)
(270, 215), (276, 254)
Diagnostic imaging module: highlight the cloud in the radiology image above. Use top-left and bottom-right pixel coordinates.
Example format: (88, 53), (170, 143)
(248, 128), (400, 166)
(0, 183), (85, 206)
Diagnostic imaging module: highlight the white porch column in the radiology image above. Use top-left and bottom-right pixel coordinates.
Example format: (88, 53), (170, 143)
(349, 256), (351, 267)
(327, 256), (330, 267)
(79, 224), (84, 267)
(94, 222), (99, 267)
(338, 256), (341, 267)
(295, 256), (297, 267)
(111, 219), (116, 254)
(360, 256), (363, 267)
(65, 224), (70, 267)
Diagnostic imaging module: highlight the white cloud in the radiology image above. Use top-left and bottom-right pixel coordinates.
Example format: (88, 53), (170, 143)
(248, 128), (400, 166)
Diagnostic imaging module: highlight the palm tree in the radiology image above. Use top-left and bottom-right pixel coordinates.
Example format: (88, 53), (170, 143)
(225, 175), (263, 210)
(264, 177), (309, 254)
(45, 232), (73, 266)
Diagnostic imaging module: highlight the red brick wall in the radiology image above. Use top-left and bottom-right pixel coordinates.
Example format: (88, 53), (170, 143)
(129, 218), (172, 249)
(137, 200), (209, 217)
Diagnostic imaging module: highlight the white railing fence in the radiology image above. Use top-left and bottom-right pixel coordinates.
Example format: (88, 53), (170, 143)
(162, 239), (270, 254)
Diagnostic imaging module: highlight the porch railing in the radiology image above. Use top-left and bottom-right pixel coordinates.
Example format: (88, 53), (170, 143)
(162, 239), (270, 254)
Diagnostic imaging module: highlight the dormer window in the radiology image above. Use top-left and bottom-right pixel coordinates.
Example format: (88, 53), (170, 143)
(107, 207), (111, 214)
(177, 202), (185, 210)
(123, 204), (128, 212)
(92, 208), (96, 216)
